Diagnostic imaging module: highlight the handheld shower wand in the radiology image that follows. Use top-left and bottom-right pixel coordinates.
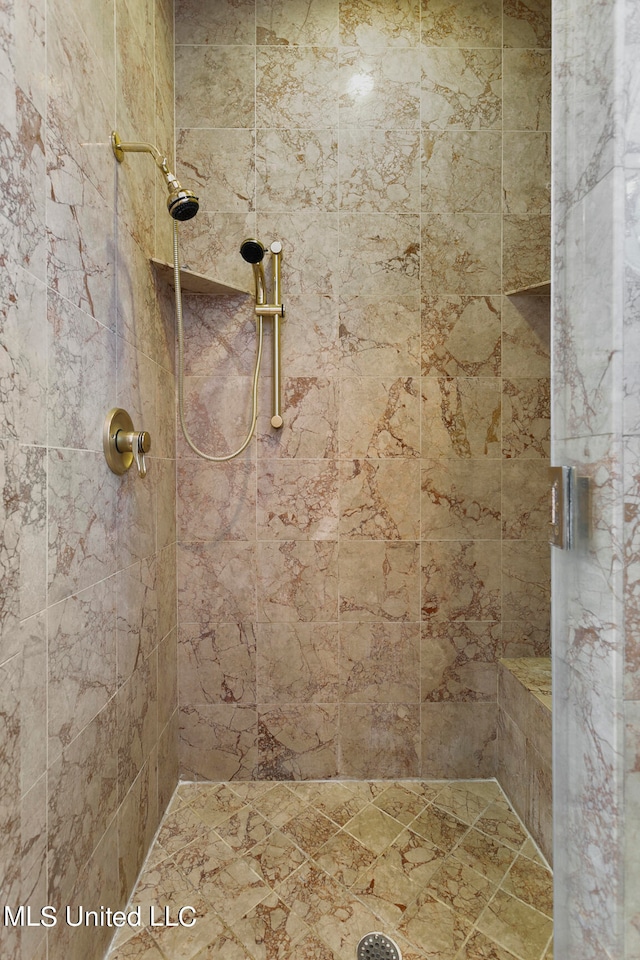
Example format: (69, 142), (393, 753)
(110, 131), (199, 221)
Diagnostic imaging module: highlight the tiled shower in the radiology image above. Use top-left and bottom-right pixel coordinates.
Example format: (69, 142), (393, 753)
(173, 0), (551, 786)
(2, 0), (639, 957)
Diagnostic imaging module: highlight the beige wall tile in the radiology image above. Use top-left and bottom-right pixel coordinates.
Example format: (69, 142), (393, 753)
(339, 622), (421, 702)
(503, 49), (551, 131)
(421, 215), (502, 294)
(503, 0), (551, 47)
(178, 542), (257, 622)
(257, 540), (339, 622)
(421, 702), (497, 777)
(257, 622), (339, 702)
(257, 0), (339, 46)
(421, 460), (501, 539)
(257, 459), (339, 540)
(421, 621), (501, 701)
(340, 704), (421, 778)
(257, 47), (339, 128)
(340, 377), (421, 458)
(175, 45), (255, 128)
(340, 295), (421, 378)
(420, 0), (502, 46)
(179, 622), (257, 705)
(176, 0), (256, 44)
(421, 48), (502, 130)
(340, 459), (421, 540)
(421, 378), (501, 459)
(422, 131), (502, 213)
(341, 0), (419, 47)
(502, 459), (550, 540)
(177, 128), (255, 214)
(257, 128), (338, 212)
(340, 49), (421, 128)
(502, 377), (551, 459)
(421, 296), (501, 376)
(503, 215), (551, 292)
(340, 129), (421, 213)
(502, 541), (551, 623)
(178, 459), (256, 541)
(339, 541), (421, 621)
(421, 539), (502, 621)
(179, 704), (258, 780)
(501, 294), (550, 378)
(258, 704), (339, 779)
(503, 133), (551, 214)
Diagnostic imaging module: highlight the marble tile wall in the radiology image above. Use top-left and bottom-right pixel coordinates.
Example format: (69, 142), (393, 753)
(552, 0), (640, 954)
(0, 0), (178, 958)
(174, 0), (551, 783)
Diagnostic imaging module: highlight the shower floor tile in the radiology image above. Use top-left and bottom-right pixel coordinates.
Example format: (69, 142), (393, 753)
(106, 780), (552, 960)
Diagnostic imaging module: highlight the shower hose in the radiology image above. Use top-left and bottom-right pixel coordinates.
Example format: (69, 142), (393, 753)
(173, 220), (264, 462)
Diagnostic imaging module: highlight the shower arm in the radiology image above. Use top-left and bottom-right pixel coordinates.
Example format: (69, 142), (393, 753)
(111, 131), (180, 190)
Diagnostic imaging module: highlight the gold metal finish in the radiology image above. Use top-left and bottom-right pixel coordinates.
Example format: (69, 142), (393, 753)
(103, 408), (151, 478)
(269, 241), (284, 429)
(110, 130), (198, 219)
(243, 238), (285, 429)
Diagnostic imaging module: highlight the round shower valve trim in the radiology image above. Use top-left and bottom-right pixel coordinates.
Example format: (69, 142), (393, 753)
(103, 408), (151, 478)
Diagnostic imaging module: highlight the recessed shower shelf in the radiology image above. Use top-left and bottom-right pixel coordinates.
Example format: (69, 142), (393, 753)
(505, 280), (551, 297)
(151, 258), (251, 297)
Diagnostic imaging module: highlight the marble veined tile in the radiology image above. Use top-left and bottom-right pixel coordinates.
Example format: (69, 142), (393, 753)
(256, 47), (339, 128)
(175, 45), (255, 128)
(339, 129), (421, 213)
(421, 377), (501, 459)
(339, 621), (420, 702)
(421, 215), (501, 295)
(105, 780), (552, 960)
(503, 0), (551, 47)
(421, 47), (502, 130)
(339, 295), (421, 377)
(179, 622), (257, 706)
(339, 459), (421, 540)
(257, 0), (339, 46)
(257, 128), (338, 212)
(339, 376), (421, 458)
(176, 0), (255, 44)
(420, 0), (502, 47)
(256, 622), (339, 703)
(339, 48), (420, 128)
(177, 128), (255, 214)
(421, 131), (502, 213)
(257, 459), (339, 540)
(47, 578), (117, 760)
(421, 459), (501, 539)
(340, 0), (419, 48)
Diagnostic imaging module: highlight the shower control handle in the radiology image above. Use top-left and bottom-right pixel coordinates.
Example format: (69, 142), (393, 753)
(117, 429), (151, 479)
(103, 408), (152, 478)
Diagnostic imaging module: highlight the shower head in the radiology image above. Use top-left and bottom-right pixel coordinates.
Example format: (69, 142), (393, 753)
(240, 238), (266, 264)
(166, 186), (199, 221)
(111, 131), (199, 220)
(240, 238), (267, 303)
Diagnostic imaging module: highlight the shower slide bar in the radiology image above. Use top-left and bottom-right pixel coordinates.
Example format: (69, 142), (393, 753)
(240, 239), (285, 429)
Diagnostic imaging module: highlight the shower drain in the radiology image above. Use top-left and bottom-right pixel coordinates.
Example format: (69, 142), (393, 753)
(357, 932), (403, 960)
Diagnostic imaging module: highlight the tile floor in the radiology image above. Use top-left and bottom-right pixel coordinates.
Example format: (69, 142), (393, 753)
(106, 779), (553, 960)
